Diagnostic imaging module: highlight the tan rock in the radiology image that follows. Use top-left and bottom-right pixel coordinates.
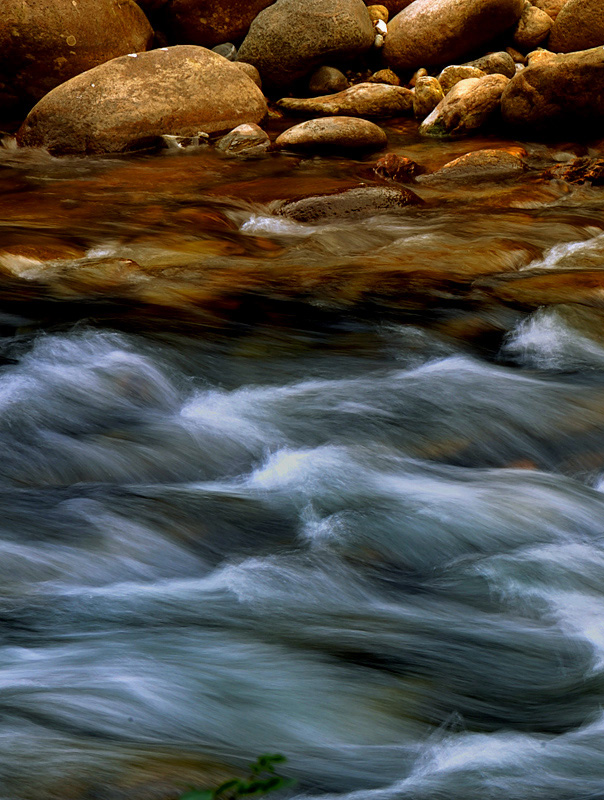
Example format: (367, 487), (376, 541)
(506, 46), (527, 63)
(383, 0), (525, 71)
(237, 0), (374, 88)
(420, 74), (510, 137)
(0, 0), (153, 109)
(531, 0), (568, 21)
(17, 46), (268, 155)
(482, 271), (604, 308)
(501, 46), (604, 129)
(277, 82), (413, 117)
(410, 68), (429, 87)
(277, 185), (420, 222)
(367, 4), (389, 22)
(464, 51), (516, 78)
(413, 76), (445, 118)
(526, 48), (556, 66)
(276, 117), (387, 152)
(438, 65), (486, 94)
(367, 69), (401, 85)
(232, 61), (262, 87)
(513, 3), (553, 49)
(549, 0), (604, 53)
(419, 148), (524, 183)
(216, 123), (270, 157)
(309, 67), (350, 94)
(366, 0), (414, 13)
(160, 0), (276, 48)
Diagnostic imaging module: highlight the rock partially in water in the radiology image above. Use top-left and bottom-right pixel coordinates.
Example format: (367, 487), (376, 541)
(501, 46), (604, 130)
(545, 156), (604, 184)
(464, 51), (516, 78)
(419, 148), (525, 183)
(383, 0), (525, 71)
(549, 0), (604, 53)
(236, 0), (374, 88)
(216, 123), (270, 158)
(373, 153), (425, 181)
(413, 76), (445, 119)
(309, 66), (350, 95)
(513, 2), (553, 50)
(479, 271), (604, 308)
(277, 82), (413, 117)
(438, 65), (487, 94)
(159, 0), (275, 48)
(420, 74), (510, 137)
(276, 185), (420, 222)
(17, 46), (268, 155)
(276, 117), (387, 152)
(0, 0), (153, 109)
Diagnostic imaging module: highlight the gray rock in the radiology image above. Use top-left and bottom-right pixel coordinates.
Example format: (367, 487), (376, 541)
(212, 43), (238, 61)
(276, 117), (387, 152)
(216, 123), (270, 157)
(309, 67), (350, 95)
(277, 185), (421, 223)
(237, 0), (374, 88)
(277, 82), (413, 117)
(420, 73), (510, 137)
(549, 0), (604, 53)
(464, 51), (516, 78)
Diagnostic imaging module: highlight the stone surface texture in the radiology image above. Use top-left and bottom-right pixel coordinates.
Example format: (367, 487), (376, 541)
(277, 82), (413, 116)
(420, 74), (510, 137)
(276, 117), (387, 151)
(438, 65), (487, 94)
(309, 66), (350, 95)
(413, 76), (445, 118)
(17, 46), (268, 155)
(464, 51), (516, 77)
(277, 185), (420, 222)
(216, 123), (270, 157)
(160, 0), (276, 48)
(419, 149), (525, 182)
(513, 3), (553, 50)
(548, 0), (604, 53)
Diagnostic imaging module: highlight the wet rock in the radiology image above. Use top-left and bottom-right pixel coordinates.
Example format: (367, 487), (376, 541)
(367, 5), (389, 22)
(464, 51), (516, 78)
(501, 47), (604, 130)
(513, 2), (553, 50)
(0, 0), (153, 109)
(480, 271), (604, 309)
(438, 65), (486, 94)
(17, 46), (268, 155)
(277, 82), (413, 117)
(545, 156), (604, 184)
(383, 0), (525, 71)
(309, 67), (350, 95)
(277, 185), (420, 222)
(531, 0), (568, 21)
(413, 76), (445, 118)
(276, 117), (387, 152)
(549, 0), (604, 54)
(367, 69), (401, 86)
(216, 123), (270, 157)
(233, 61), (262, 87)
(160, 0), (275, 49)
(212, 43), (238, 61)
(236, 0), (374, 88)
(420, 74), (510, 137)
(419, 148), (525, 183)
(526, 47), (556, 66)
(374, 153), (425, 180)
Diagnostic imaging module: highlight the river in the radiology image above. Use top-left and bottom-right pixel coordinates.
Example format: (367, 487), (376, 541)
(1, 123), (604, 799)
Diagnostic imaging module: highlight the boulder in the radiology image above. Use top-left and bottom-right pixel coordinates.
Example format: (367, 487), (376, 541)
(276, 117), (387, 152)
(513, 3), (553, 50)
(420, 74), (510, 136)
(277, 185), (420, 222)
(236, 0), (374, 88)
(413, 76), (445, 118)
(383, 0), (525, 71)
(0, 0), (153, 109)
(419, 148), (525, 183)
(309, 67), (350, 95)
(216, 123), (270, 157)
(438, 65), (486, 94)
(17, 46), (268, 155)
(464, 51), (516, 78)
(548, 0), (604, 54)
(501, 47), (604, 129)
(160, 0), (276, 48)
(277, 82), (413, 116)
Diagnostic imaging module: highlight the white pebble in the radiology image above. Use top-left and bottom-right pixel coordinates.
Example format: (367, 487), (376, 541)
(374, 33), (384, 48)
(375, 19), (387, 35)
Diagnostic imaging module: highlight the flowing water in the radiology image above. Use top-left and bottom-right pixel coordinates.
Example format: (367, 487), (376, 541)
(2, 125), (604, 799)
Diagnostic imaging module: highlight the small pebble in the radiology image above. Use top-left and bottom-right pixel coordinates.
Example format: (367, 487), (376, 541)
(212, 42), (237, 61)
(367, 4), (388, 22)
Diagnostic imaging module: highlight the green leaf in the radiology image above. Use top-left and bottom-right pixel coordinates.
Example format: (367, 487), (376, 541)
(178, 791), (214, 800)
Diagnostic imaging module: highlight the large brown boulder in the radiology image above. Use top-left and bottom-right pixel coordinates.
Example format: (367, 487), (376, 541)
(383, 0), (525, 71)
(160, 0), (276, 48)
(420, 74), (510, 136)
(237, 0), (374, 88)
(0, 0), (153, 111)
(501, 47), (604, 129)
(548, 0), (604, 54)
(17, 46), (268, 155)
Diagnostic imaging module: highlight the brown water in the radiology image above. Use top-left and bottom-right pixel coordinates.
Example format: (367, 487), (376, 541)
(2, 125), (604, 800)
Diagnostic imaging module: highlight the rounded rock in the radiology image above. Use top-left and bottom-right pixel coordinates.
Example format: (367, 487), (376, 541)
(413, 76), (445, 119)
(548, 0), (604, 54)
(420, 74), (510, 137)
(160, 0), (276, 49)
(276, 117), (387, 152)
(232, 61), (262, 87)
(513, 3), (553, 50)
(212, 43), (238, 61)
(216, 123), (270, 158)
(531, 0), (568, 21)
(464, 52), (516, 78)
(438, 65), (487, 94)
(277, 82), (413, 117)
(309, 67), (350, 95)
(277, 185), (420, 223)
(367, 5), (389, 22)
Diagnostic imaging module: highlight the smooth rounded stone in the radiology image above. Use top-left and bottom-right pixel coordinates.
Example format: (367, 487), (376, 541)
(506, 46), (527, 63)
(367, 69), (401, 85)
(17, 46), (268, 155)
(0, 0), (153, 109)
(276, 185), (420, 223)
(232, 61), (262, 87)
(212, 43), (238, 61)
(501, 46), (604, 129)
(160, 0), (275, 49)
(367, 5), (389, 22)
(309, 67), (350, 95)
(419, 148), (524, 183)
(413, 76), (445, 119)
(513, 3), (553, 50)
(383, 0), (525, 71)
(526, 48), (556, 66)
(438, 65), (486, 94)
(531, 0), (568, 21)
(410, 67), (429, 87)
(276, 117), (387, 152)
(420, 74), (510, 137)
(216, 123), (270, 157)
(374, 153), (425, 180)
(464, 51), (516, 78)
(236, 0), (374, 88)
(277, 82), (413, 117)
(549, 0), (604, 54)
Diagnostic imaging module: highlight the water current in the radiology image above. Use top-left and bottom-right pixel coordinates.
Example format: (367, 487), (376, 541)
(2, 125), (604, 799)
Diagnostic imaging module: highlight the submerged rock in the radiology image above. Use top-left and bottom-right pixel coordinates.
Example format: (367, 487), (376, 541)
(545, 156), (604, 184)
(548, 0), (604, 53)
(420, 74), (510, 137)
(0, 0), (153, 109)
(17, 46), (268, 155)
(277, 185), (420, 222)
(383, 0), (525, 71)
(419, 149), (525, 183)
(277, 82), (413, 117)
(236, 0), (374, 88)
(216, 123), (270, 158)
(374, 153), (425, 181)
(276, 117), (387, 152)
